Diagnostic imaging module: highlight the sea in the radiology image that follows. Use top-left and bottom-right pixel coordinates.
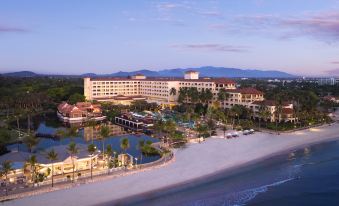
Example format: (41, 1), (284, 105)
(115, 139), (339, 206)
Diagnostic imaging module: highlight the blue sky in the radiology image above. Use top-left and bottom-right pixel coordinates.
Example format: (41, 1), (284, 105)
(0, 0), (339, 76)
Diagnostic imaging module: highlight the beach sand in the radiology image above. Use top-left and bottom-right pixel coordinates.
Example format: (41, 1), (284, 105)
(4, 122), (339, 206)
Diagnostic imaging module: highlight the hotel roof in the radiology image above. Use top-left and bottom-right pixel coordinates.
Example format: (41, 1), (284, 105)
(88, 77), (236, 84)
(226, 87), (263, 95)
(252, 100), (291, 106)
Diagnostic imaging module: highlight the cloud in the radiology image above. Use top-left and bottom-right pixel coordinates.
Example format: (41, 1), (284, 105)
(156, 2), (191, 11)
(155, 17), (186, 26)
(198, 11), (223, 18)
(214, 11), (339, 42)
(172, 44), (250, 52)
(331, 61), (339, 64)
(0, 25), (28, 33)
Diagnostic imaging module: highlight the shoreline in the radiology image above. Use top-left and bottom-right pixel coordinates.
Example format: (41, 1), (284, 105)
(111, 126), (339, 205)
(4, 122), (339, 206)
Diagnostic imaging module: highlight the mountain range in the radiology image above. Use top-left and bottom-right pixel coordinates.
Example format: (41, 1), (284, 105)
(1, 66), (297, 78)
(84, 66), (297, 78)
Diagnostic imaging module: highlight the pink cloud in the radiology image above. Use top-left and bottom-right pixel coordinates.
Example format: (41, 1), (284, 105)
(172, 44), (250, 52)
(223, 11), (339, 42)
(0, 25), (28, 33)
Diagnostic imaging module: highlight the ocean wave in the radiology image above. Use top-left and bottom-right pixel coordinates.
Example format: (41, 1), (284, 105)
(184, 178), (294, 206)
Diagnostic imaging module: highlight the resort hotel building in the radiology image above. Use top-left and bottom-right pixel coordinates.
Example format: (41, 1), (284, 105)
(84, 71), (295, 122)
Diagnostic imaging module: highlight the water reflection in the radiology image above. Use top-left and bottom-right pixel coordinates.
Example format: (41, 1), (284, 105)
(83, 123), (126, 142)
(7, 121), (160, 164)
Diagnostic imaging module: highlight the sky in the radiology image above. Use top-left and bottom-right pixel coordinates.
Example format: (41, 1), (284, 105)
(0, 0), (339, 76)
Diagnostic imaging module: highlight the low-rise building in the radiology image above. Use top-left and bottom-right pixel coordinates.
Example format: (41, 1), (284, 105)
(57, 102), (106, 123)
(252, 100), (296, 122)
(0, 144), (100, 183)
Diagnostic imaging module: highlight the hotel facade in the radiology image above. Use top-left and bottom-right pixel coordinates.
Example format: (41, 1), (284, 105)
(84, 71), (295, 122)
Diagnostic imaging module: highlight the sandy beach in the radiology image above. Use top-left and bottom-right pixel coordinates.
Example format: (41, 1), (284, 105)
(4, 121), (339, 206)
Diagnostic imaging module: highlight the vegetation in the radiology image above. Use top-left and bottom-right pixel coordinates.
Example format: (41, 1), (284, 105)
(46, 149), (58, 187)
(67, 142), (79, 183)
(120, 138), (130, 154)
(99, 125), (110, 158)
(0, 161), (14, 196)
(87, 144), (97, 179)
(25, 155), (39, 184)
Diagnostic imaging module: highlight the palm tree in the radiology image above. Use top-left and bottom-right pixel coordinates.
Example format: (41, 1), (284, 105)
(169, 87), (177, 96)
(196, 124), (208, 142)
(261, 107), (271, 128)
(105, 144), (114, 174)
(258, 105), (269, 129)
(188, 87), (199, 104)
(120, 138), (130, 154)
(86, 120), (97, 143)
(100, 125), (110, 161)
(231, 105), (242, 125)
(87, 144), (96, 180)
(274, 101), (283, 133)
(204, 89), (213, 105)
(217, 88), (229, 102)
(137, 140), (145, 164)
(25, 155), (38, 185)
(0, 161), (14, 196)
(46, 149), (58, 187)
(206, 119), (216, 137)
(67, 142), (79, 183)
(23, 133), (40, 153)
(222, 125), (227, 138)
(120, 138), (130, 170)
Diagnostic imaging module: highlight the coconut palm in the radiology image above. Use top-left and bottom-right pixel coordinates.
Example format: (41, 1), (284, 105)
(25, 155), (38, 185)
(0, 161), (14, 196)
(137, 140), (145, 164)
(120, 138), (130, 154)
(196, 124), (208, 142)
(87, 144), (96, 180)
(86, 120), (97, 143)
(169, 87), (177, 96)
(23, 133), (40, 153)
(105, 144), (114, 174)
(188, 87), (199, 104)
(258, 105), (269, 129)
(100, 125), (110, 159)
(274, 100), (283, 132)
(204, 89), (213, 105)
(206, 119), (216, 137)
(222, 125), (227, 138)
(217, 88), (229, 102)
(67, 142), (79, 183)
(46, 149), (58, 187)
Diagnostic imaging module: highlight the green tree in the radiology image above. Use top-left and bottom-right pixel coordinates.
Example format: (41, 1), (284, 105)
(217, 88), (229, 102)
(105, 144), (114, 173)
(68, 93), (85, 104)
(120, 138), (130, 154)
(100, 125), (110, 161)
(137, 140), (145, 164)
(170, 87), (177, 96)
(23, 133), (40, 153)
(0, 161), (14, 196)
(87, 144), (97, 180)
(206, 119), (216, 137)
(25, 155), (38, 185)
(67, 142), (79, 183)
(46, 149), (58, 187)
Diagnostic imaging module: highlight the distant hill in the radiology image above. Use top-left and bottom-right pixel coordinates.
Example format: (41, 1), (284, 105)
(1, 71), (39, 77)
(106, 66), (297, 78)
(2, 66), (297, 78)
